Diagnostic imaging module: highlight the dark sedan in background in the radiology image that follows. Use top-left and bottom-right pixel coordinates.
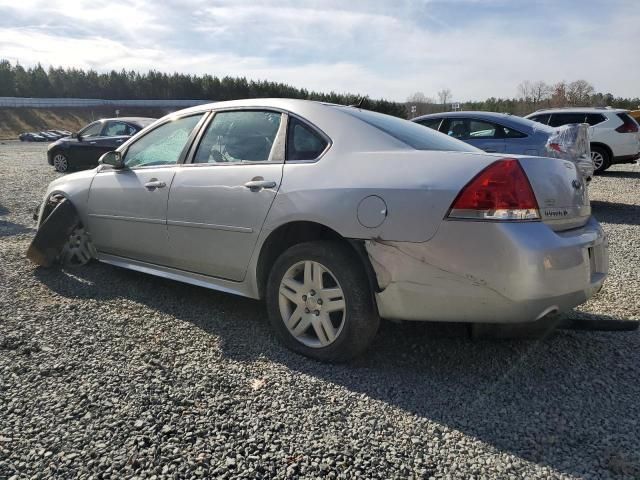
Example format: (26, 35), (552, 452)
(47, 117), (156, 172)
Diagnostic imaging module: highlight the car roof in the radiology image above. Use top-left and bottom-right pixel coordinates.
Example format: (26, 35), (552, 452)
(411, 111), (553, 133)
(101, 117), (157, 126)
(527, 107), (628, 115)
(413, 111), (519, 121)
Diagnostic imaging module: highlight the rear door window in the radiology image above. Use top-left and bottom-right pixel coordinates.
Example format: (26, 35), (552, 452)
(549, 113), (587, 127)
(585, 114), (606, 126)
(193, 110), (283, 163)
(446, 119), (504, 140)
(529, 114), (550, 125)
(80, 122), (103, 138)
(415, 118), (443, 131)
(468, 119), (502, 138)
(503, 126), (527, 138)
(102, 121), (136, 136)
(286, 117), (328, 161)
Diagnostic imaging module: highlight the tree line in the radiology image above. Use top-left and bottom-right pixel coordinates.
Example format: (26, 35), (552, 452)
(0, 60), (405, 117)
(0, 60), (637, 118)
(407, 80), (639, 117)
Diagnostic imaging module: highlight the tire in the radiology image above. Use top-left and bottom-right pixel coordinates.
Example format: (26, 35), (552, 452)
(266, 241), (379, 363)
(591, 145), (611, 173)
(52, 151), (70, 173)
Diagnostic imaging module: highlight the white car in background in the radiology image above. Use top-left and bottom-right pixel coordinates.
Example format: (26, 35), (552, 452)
(525, 108), (640, 173)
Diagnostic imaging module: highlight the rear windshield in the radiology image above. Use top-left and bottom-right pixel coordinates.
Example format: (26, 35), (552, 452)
(343, 108), (480, 152)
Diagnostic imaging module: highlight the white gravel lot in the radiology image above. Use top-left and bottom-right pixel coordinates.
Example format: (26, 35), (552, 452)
(1, 141), (639, 479)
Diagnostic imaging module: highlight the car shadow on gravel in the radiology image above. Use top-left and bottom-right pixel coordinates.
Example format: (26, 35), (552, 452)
(598, 170), (640, 179)
(0, 219), (36, 237)
(591, 200), (640, 225)
(34, 262), (640, 478)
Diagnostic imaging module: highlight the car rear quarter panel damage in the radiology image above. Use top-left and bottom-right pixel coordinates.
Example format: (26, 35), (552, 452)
(365, 218), (608, 323)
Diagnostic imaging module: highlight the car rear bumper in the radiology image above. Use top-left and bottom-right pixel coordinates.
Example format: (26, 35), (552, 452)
(366, 217), (608, 323)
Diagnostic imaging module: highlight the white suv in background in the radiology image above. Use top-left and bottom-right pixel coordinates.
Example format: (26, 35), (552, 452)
(526, 108), (640, 172)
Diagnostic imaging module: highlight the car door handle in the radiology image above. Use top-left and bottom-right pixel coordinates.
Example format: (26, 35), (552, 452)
(244, 180), (277, 191)
(116, 139), (124, 144)
(90, 141), (97, 145)
(144, 180), (166, 190)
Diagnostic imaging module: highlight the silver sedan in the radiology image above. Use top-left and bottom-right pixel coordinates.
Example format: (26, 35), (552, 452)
(28, 99), (608, 362)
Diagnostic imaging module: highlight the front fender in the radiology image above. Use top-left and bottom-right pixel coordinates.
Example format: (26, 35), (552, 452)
(27, 199), (80, 267)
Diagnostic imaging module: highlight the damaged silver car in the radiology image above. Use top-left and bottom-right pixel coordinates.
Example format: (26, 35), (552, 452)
(28, 99), (609, 362)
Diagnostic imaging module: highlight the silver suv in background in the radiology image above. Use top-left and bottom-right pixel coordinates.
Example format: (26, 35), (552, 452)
(525, 108), (640, 172)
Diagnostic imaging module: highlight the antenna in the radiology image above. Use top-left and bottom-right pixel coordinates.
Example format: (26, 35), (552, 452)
(349, 96), (368, 108)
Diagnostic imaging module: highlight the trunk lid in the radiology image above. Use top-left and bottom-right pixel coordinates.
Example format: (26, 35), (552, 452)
(517, 156), (591, 231)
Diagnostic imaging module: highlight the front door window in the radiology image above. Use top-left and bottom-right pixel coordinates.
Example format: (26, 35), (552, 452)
(124, 114), (204, 168)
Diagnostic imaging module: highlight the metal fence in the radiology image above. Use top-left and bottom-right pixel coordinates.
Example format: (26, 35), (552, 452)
(0, 97), (213, 108)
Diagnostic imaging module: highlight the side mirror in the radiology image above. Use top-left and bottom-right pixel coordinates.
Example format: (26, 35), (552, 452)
(99, 151), (125, 169)
(71, 132), (78, 139)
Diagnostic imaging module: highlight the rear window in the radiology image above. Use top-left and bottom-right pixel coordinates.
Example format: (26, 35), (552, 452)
(344, 108), (479, 152)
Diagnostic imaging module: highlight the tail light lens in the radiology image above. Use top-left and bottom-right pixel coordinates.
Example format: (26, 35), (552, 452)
(615, 113), (639, 133)
(448, 159), (540, 221)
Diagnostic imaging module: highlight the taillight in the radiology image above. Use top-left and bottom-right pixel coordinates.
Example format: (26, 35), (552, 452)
(447, 159), (540, 221)
(615, 113), (639, 133)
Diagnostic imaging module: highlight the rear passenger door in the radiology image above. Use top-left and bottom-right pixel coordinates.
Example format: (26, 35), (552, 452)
(166, 109), (286, 281)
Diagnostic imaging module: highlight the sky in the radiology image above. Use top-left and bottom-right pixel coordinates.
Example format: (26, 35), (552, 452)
(0, 0), (638, 101)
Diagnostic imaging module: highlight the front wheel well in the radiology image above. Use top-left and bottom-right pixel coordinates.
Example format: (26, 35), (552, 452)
(255, 221), (379, 299)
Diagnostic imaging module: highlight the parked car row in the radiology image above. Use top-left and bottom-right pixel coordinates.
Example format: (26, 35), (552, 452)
(19, 130), (72, 142)
(46, 117), (156, 172)
(29, 99), (609, 362)
(412, 107), (640, 173)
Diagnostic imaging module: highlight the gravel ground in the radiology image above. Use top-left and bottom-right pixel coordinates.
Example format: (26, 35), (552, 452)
(1, 141), (639, 479)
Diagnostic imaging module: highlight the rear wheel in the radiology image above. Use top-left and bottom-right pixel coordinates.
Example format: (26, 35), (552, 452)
(591, 146), (611, 173)
(266, 241), (379, 362)
(52, 152), (69, 173)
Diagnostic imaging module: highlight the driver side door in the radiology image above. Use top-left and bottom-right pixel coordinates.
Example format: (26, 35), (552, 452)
(87, 113), (206, 265)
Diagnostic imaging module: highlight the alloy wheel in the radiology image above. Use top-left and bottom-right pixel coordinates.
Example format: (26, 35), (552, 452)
(278, 260), (346, 348)
(591, 151), (604, 171)
(53, 153), (68, 172)
(59, 226), (96, 266)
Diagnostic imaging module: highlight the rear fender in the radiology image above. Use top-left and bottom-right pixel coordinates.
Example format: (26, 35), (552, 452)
(26, 198), (80, 267)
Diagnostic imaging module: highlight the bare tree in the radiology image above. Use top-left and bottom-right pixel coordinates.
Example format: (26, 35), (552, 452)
(518, 80), (551, 112)
(517, 80), (533, 102)
(531, 81), (552, 104)
(566, 80), (595, 106)
(437, 88), (452, 109)
(551, 81), (568, 107)
(407, 92), (429, 103)
(407, 91), (436, 116)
